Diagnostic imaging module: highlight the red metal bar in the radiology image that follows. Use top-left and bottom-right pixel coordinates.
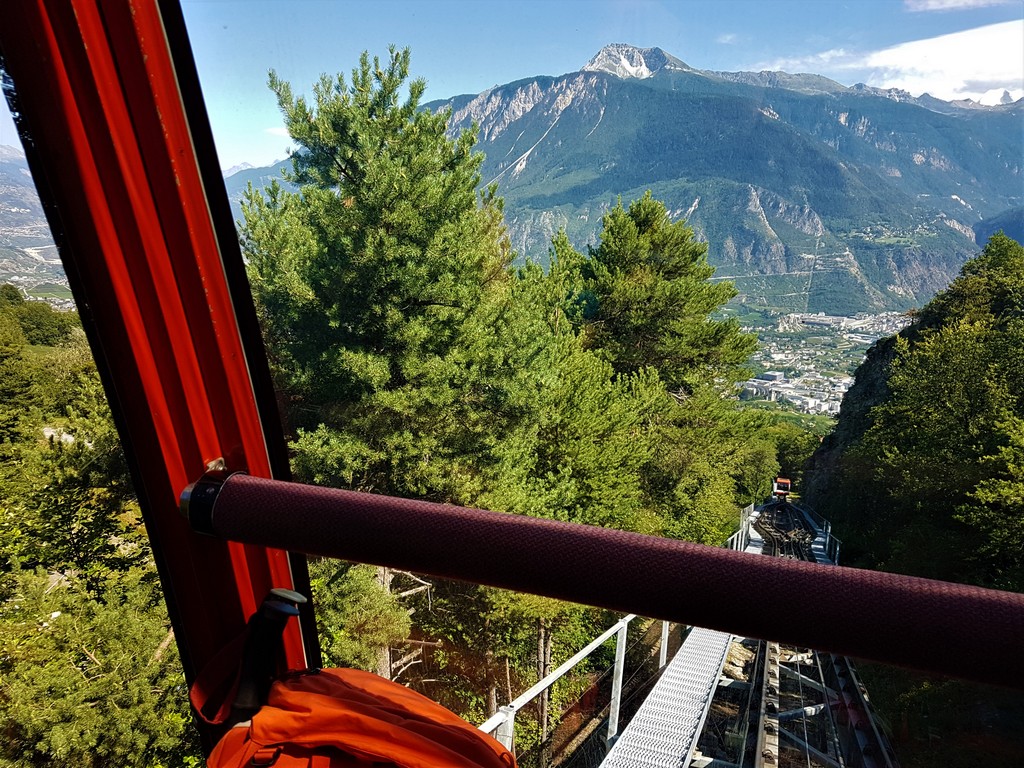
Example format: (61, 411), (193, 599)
(0, 0), (316, 742)
(188, 473), (1024, 689)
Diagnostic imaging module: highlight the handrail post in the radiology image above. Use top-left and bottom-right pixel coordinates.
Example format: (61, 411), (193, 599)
(494, 705), (516, 750)
(659, 620), (670, 669)
(606, 619), (629, 749)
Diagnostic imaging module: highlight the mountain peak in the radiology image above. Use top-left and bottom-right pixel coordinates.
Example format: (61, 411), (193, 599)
(582, 44), (690, 79)
(0, 143), (26, 161)
(222, 161), (255, 178)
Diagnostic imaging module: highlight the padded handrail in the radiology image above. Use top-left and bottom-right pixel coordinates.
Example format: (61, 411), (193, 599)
(182, 472), (1024, 688)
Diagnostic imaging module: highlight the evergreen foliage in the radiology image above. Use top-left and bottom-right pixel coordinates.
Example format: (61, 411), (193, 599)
(582, 192), (755, 393)
(811, 233), (1024, 590)
(0, 567), (198, 768)
(0, 312), (199, 767)
(245, 48), (512, 503)
(0, 315), (34, 446)
(243, 48), (520, 677)
(308, 560), (411, 671)
(0, 285), (78, 347)
(0, 283), (24, 307)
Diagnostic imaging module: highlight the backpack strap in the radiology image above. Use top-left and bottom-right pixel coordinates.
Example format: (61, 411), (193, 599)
(190, 589), (307, 725)
(250, 746), (283, 766)
(190, 624), (250, 725)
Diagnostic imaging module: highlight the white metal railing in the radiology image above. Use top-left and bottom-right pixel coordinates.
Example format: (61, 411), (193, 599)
(479, 502), (757, 753)
(725, 503), (756, 551)
(478, 613), (649, 751)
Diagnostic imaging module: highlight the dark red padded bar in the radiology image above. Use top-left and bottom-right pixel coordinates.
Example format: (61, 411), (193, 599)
(197, 473), (1024, 688)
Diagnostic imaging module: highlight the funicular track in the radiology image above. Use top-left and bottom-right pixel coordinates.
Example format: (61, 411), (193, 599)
(754, 503), (815, 561)
(693, 501), (898, 768)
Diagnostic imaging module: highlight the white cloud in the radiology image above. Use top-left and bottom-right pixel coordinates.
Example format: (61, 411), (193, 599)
(761, 20), (1024, 104)
(264, 126), (290, 137)
(716, 33), (738, 45)
(763, 48), (854, 73)
(861, 20), (1024, 102)
(905, 0), (1012, 11)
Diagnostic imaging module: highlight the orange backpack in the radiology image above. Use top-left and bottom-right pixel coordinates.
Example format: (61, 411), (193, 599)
(190, 590), (515, 768)
(205, 668), (515, 768)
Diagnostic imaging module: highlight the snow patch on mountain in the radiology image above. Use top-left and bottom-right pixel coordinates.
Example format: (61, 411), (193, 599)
(582, 44), (690, 80)
(222, 162), (255, 178)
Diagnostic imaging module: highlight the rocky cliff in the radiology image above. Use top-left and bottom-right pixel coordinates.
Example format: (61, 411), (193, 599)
(428, 44), (1022, 313)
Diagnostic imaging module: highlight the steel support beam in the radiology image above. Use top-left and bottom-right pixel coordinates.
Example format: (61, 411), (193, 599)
(779, 727), (843, 768)
(781, 664), (837, 696)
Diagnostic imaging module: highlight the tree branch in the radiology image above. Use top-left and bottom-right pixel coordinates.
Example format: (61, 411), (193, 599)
(396, 584), (431, 599)
(149, 629), (175, 665)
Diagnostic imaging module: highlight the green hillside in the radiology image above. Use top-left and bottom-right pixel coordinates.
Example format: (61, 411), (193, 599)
(429, 50), (1020, 313)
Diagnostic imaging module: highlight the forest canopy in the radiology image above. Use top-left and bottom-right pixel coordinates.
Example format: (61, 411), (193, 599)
(807, 232), (1024, 592)
(0, 298), (197, 766)
(238, 47), (781, 744)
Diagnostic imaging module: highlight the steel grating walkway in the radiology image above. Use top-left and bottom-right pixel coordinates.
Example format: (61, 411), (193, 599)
(796, 506), (838, 565)
(600, 510), (760, 768)
(600, 626), (732, 768)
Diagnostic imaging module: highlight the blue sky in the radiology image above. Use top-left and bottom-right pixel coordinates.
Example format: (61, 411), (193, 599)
(2, 0), (1022, 168)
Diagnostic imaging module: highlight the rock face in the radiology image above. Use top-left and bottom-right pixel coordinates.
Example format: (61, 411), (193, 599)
(803, 334), (898, 506)
(449, 74), (606, 145)
(581, 44), (690, 79)
(974, 206), (1024, 246)
(424, 44), (1022, 313)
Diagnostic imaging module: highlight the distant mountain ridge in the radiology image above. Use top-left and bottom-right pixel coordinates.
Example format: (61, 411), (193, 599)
(0, 143), (63, 287)
(7, 44), (1022, 314)
(582, 43), (691, 79)
(421, 44), (1022, 313)
(222, 161), (256, 178)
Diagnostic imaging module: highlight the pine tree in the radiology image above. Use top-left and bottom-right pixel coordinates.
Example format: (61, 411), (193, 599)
(582, 192), (755, 394)
(244, 47), (512, 503)
(243, 48), (525, 677)
(554, 194), (762, 543)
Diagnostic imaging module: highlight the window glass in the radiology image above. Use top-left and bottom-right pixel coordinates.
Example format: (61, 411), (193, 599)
(179, 1), (1024, 764)
(0, 82), (200, 763)
(2, 2), (1021, 764)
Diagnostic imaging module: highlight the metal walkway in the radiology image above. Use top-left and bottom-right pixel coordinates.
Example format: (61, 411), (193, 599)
(599, 508), (762, 768)
(601, 625), (732, 768)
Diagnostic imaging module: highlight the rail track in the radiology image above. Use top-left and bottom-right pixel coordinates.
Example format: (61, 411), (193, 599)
(693, 501), (899, 768)
(753, 502), (815, 560)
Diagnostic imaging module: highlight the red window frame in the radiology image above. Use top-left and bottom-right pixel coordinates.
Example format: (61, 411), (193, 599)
(0, 1), (319, 747)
